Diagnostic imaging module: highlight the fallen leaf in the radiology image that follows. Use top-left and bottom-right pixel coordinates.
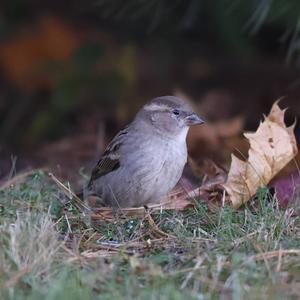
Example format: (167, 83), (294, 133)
(271, 172), (300, 208)
(187, 116), (245, 166)
(223, 101), (298, 208)
(187, 160), (228, 212)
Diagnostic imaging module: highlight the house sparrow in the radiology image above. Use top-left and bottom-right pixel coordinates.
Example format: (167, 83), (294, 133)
(86, 96), (204, 208)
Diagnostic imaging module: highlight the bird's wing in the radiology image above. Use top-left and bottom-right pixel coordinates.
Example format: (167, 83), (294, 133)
(88, 126), (128, 185)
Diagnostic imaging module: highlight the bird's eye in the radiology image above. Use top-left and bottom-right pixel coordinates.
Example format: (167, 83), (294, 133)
(172, 109), (180, 116)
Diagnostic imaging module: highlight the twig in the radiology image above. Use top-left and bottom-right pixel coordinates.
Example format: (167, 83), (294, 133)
(231, 231), (258, 247)
(252, 243), (273, 279)
(48, 172), (90, 211)
(65, 214), (72, 233)
(248, 249), (300, 261)
(146, 213), (177, 239)
(276, 246), (283, 272)
(180, 256), (205, 289)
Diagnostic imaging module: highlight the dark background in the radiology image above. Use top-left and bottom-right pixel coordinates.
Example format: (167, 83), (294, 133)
(1, 0), (300, 182)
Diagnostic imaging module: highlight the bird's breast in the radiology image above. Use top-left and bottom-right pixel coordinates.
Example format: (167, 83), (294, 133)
(125, 134), (187, 173)
(123, 134), (187, 201)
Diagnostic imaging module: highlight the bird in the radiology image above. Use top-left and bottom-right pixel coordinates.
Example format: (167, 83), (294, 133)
(84, 95), (204, 208)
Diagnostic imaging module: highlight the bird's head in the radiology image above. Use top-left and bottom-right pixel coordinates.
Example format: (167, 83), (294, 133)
(137, 96), (204, 139)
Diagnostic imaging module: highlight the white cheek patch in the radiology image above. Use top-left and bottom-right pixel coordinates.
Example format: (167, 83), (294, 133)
(144, 103), (170, 111)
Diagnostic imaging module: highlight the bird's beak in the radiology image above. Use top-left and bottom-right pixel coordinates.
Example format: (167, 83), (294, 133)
(184, 112), (205, 126)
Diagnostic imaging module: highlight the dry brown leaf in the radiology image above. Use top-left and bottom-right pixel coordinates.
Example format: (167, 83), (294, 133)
(223, 101), (298, 208)
(175, 89), (245, 164)
(187, 160), (228, 212)
(188, 117), (244, 151)
(187, 117), (245, 168)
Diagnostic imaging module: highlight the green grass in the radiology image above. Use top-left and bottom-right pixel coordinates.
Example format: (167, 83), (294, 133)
(0, 171), (299, 299)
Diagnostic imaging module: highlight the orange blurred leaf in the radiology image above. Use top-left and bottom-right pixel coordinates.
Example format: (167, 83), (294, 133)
(0, 16), (80, 90)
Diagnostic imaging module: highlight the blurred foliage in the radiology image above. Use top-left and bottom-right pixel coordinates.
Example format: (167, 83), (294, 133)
(28, 42), (130, 142)
(0, 19), (138, 147)
(93, 0), (300, 59)
(1, 0), (300, 149)
(1, 0), (300, 58)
